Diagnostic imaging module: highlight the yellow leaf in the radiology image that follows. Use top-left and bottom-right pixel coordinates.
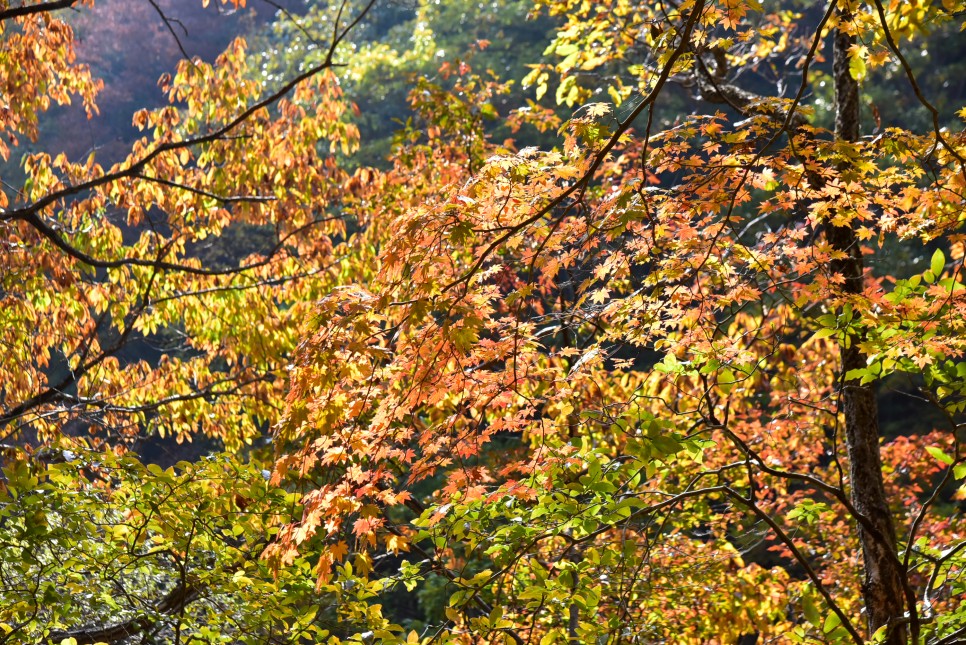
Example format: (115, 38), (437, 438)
(590, 287), (609, 304)
(386, 533), (409, 554)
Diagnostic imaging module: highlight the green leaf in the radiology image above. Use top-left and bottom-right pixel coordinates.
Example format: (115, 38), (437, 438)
(823, 611), (842, 633)
(717, 368), (736, 394)
(925, 446), (954, 466)
(812, 328), (837, 341)
(931, 248), (946, 277)
(802, 595), (821, 627)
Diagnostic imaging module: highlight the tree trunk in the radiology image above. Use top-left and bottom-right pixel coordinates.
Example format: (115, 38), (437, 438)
(829, 19), (909, 645)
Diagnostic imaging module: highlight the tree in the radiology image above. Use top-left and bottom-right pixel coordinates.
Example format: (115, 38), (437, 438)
(277, 0), (966, 643)
(0, 0), (379, 641)
(4, 0), (966, 643)
(254, 0), (561, 168)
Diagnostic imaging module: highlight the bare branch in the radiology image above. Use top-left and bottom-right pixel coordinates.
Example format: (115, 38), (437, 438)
(0, 0), (79, 21)
(144, 0), (201, 70)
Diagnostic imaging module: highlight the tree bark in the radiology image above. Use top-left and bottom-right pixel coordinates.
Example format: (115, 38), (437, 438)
(829, 19), (909, 645)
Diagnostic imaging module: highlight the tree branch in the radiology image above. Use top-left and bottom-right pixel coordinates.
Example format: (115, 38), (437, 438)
(0, 0), (79, 21)
(46, 580), (201, 645)
(440, 0), (709, 293)
(1, 0), (377, 274)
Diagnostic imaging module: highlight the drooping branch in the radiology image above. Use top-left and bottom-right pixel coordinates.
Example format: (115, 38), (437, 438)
(0, 208), (341, 442)
(11, 204), (339, 277)
(869, 0), (965, 166)
(0, 0), (377, 275)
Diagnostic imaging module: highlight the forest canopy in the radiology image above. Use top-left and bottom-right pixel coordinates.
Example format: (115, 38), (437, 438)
(1, 0), (966, 643)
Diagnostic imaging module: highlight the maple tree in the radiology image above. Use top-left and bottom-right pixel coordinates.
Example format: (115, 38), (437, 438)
(275, 0), (966, 644)
(2, 0), (966, 643)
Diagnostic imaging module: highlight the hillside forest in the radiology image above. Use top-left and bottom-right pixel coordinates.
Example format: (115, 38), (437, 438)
(1, 0), (966, 643)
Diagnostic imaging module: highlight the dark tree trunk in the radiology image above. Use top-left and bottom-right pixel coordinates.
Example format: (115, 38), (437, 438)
(829, 18), (910, 645)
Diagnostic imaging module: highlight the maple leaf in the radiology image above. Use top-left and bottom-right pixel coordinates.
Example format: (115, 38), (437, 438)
(330, 540), (349, 563)
(590, 287), (610, 304)
(583, 103), (612, 118)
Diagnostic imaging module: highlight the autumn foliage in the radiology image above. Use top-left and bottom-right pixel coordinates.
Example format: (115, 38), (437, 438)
(2, 0), (966, 644)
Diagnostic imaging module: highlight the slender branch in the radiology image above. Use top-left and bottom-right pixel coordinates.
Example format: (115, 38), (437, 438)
(135, 173), (277, 204)
(933, 625), (966, 645)
(0, 0), (79, 21)
(145, 0), (197, 67)
(0, 254), (163, 436)
(869, 0), (966, 166)
(694, 57), (807, 129)
(255, 0), (323, 47)
(721, 487), (864, 645)
(68, 373), (272, 416)
(568, 478), (862, 645)
(905, 389), (962, 570)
